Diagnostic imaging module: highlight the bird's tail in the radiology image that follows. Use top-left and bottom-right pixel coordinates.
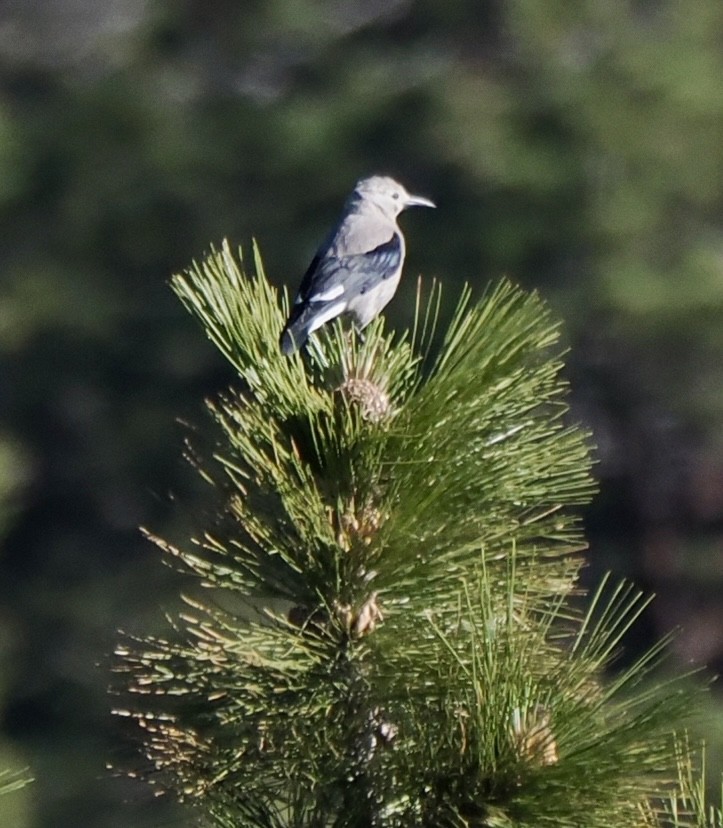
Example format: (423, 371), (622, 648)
(279, 308), (311, 356)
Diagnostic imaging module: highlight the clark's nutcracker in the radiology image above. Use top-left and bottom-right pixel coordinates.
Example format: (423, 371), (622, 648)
(280, 175), (435, 355)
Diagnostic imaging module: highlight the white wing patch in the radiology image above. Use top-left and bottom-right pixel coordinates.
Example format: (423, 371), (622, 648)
(310, 283), (345, 303)
(308, 301), (347, 334)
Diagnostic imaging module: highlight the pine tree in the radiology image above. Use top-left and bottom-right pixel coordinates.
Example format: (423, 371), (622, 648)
(114, 241), (715, 827)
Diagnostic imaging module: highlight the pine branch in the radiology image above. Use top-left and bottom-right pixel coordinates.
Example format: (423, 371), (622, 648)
(642, 738), (723, 828)
(114, 241), (710, 827)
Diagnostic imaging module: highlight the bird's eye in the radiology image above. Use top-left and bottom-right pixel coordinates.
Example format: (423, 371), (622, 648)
(392, 192), (400, 200)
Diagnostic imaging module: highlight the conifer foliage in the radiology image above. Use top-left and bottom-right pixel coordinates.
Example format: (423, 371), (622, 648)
(115, 242), (711, 827)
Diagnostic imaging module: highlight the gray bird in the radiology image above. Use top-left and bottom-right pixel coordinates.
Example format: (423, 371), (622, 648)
(280, 175), (435, 355)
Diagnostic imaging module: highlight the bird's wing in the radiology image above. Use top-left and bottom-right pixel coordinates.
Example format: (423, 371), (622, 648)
(293, 253), (323, 305)
(296, 233), (402, 306)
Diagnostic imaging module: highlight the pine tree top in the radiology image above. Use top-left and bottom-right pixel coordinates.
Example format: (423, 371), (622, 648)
(114, 241), (713, 828)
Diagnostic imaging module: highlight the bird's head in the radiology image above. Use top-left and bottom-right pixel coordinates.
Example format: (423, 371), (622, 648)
(351, 175), (435, 220)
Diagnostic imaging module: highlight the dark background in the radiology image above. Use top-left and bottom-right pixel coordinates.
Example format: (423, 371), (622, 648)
(0, 2), (721, 825)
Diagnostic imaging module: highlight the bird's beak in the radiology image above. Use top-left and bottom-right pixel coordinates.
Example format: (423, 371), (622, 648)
(404, 193), (436, 209)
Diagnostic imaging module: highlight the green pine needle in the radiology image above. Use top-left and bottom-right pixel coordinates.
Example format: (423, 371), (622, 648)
(0, 768), (33, 797)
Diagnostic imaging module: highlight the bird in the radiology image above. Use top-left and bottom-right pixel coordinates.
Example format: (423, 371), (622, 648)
(280, 175), (435, 355)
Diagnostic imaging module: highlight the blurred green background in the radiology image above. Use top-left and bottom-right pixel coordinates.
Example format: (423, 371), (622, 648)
(0, 1), (721, 825)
